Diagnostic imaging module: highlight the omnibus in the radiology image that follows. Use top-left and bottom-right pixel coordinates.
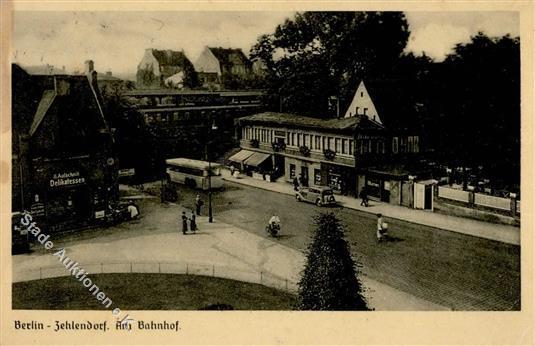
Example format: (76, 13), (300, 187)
(165, 158), (223, 190)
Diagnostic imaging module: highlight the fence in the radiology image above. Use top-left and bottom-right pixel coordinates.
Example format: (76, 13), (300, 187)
(474, 193), (511, 211)
(12, 261), (299, 293)
(438, 186), (470, 203)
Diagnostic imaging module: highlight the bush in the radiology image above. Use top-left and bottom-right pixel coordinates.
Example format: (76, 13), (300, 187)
(297, 212), (368, 310)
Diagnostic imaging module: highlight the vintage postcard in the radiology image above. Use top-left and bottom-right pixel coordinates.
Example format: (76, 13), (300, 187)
(1, 0), (533, 344)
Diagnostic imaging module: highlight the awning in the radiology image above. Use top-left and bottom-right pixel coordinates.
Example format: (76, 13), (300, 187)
(228, 149), (255, 163)
(244, 152), (271, 167)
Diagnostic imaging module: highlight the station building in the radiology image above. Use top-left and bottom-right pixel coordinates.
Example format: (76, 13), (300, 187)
(233, 81), (423, 203)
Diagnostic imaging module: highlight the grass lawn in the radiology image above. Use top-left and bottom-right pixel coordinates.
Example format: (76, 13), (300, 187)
(12, 273), (297, 310)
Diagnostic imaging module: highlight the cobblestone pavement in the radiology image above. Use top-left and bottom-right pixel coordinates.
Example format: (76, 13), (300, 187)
(149, 180), (520, 311)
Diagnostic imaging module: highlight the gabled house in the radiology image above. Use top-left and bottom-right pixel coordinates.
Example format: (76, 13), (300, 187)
(194, 47), (253, 89)
(137, 48), (196, 89)
(12, 60), (118, 232)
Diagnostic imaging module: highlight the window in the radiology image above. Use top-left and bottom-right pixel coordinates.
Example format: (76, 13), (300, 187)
(392, 137), (399, 154)
(363, 108), (368, 115)
(287, 132), (291, 144)
(360, 92), (364, 97)
(408, 136), (414, 152)
(289, 164), (296, 178)
(349, 140), (354, 155)
(291, 133), (296, 146)
(342, 139), (347, 154)
(322, 136), (326, 150)
(335, 138), (341, 153)
(173, 112), (179, 121)
(413, 136), (420, 153)
(297, 133), (302, 147)
(328, 137), (334, 150)
(303, 134), (309, 147)
(315, 136), (321, 151)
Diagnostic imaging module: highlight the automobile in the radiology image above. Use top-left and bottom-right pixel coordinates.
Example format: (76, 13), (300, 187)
(295, 186), (337, 206)
(12, 212), (30, 254)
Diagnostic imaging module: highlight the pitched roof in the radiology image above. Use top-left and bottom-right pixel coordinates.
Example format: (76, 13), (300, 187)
(150, 49), (191, 67)
(344, 79), (422, 131)
(29, 90), (56, 136)
(237, 112), (384, 133)
(208, 47), (251, 67)
(22, 64), (68, 75)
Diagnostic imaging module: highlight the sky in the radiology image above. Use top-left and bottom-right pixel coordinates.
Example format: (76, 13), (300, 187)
(12, 11), (519, 79)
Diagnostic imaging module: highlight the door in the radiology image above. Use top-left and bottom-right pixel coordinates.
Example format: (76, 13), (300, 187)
(301, 166), (309, 186)
(424, 185), (433, 210)
(414, 183), (425, 209)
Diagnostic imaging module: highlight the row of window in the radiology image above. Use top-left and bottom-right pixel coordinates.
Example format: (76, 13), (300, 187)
(241, 126), (420, 155)
(242, 127), (355, 156)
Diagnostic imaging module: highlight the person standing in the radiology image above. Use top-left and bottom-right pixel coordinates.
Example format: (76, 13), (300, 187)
(359, 186), (369, 207)
(190, 213), (197, 233)
(181, 211), (188, 235)
(376, 213), (387, 241)
(195, 194), (204, 216)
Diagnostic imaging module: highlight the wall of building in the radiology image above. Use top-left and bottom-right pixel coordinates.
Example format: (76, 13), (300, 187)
(194, 48), (221, 75)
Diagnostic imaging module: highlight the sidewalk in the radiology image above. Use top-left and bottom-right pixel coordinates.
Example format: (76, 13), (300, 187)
(222, 169), (520, 245)
(12, 208), (447, 311)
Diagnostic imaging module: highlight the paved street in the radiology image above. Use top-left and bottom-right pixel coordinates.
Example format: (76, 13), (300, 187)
(30, 180), (520, 311)
(164, 180), (520, 311)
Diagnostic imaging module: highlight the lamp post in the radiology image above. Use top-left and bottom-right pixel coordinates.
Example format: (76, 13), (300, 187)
(206, 119), (218, 223)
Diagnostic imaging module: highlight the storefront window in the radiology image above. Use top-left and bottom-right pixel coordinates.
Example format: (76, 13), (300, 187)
(328, 171), (342, 191)
(289, 164), (296, 178)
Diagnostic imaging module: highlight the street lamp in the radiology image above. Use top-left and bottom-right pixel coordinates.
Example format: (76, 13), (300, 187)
(206, 119), (218, 223)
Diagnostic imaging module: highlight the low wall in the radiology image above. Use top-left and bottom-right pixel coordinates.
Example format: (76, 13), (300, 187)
(438, 186), (469, 203)
(474, 193), (511, 211)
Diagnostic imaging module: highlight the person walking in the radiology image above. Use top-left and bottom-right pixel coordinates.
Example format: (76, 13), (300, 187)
(190, 213), (197, 233)
(376, 213), (388, 242)
(359, 186), (369, 207)
(292, 176), (300, 191)
(195, 194), (204, 216)
(181, 211), (188, 235)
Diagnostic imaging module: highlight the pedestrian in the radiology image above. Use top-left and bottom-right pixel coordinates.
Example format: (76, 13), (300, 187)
(195, 194), (204, 216)
(359, 186), (369, 207)
(230, 165), (236, 175)
(376, 213), (387, 242)
(190, 213), (197, 233)
(181, 211), (188, 234)
(293, 176), (299, 191)
(127, 200), (140, 220)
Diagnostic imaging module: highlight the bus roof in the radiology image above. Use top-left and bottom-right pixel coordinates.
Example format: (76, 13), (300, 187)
(166, 158), (222, 170)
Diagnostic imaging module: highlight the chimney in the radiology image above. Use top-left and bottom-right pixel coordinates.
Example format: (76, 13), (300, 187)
(84, 59), (98, 86)
(85, 60), (94, 74)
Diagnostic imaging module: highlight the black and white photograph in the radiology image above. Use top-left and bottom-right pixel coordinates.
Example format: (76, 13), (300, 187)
(1, 1), (533, 345)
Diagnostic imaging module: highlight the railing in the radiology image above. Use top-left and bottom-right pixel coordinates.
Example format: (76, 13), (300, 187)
(13, 261), (299, 293)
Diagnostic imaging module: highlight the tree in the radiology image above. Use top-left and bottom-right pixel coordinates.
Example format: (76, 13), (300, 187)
(432, 33), (520, 186)
(250, 12), (410, 117)
(298, 212), (368, 310)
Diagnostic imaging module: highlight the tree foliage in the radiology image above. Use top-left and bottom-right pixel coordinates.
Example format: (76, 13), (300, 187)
(428, 33), (520, 185)
(298, 212), (368, 310)
(250, 12), (410, 117)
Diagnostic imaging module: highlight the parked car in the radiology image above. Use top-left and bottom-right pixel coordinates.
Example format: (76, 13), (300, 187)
(295, 186), (337, 206)
(12, 212), (30, 254)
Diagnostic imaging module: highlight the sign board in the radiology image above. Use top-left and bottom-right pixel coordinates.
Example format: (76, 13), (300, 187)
(118, 168), (136, 177)
(95, 210), (105, 219)
(49, 171), (85, 188)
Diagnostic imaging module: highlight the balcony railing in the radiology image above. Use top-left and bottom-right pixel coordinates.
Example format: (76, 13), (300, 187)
(240, 139), (355, 166)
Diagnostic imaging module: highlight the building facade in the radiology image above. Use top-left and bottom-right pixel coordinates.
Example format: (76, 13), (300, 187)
(194, 47), (253, 89)
(136, 49), (196, 89)
(12, 61), (118, 232)
(233, 82), (422, 202)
